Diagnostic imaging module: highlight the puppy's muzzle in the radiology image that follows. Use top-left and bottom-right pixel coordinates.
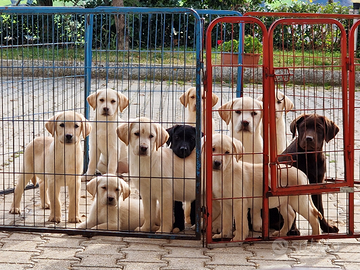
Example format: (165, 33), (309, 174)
(212, 160), (222, 170)
(240, 120), (250, 132)
(179, 145), (190, 158)
(107, 196), (116, 206)
(65, 134), (74, 143)
(102, 107), (110, 116)
(139, 145), (148, 155)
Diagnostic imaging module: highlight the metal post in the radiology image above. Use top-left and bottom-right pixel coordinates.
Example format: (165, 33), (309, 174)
(84, 14), (94, 172)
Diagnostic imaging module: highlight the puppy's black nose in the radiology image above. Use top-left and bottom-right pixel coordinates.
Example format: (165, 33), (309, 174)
(65, 134), (73, 141)
(213, 160), (222, 170)
(242, 121), (249, 127)
(103, 107), (109, 113)
(306, 136), (313, 142)
(140, 146), (148, 153)
(107, 197), (114, 203)
(180, 146), (188, 152)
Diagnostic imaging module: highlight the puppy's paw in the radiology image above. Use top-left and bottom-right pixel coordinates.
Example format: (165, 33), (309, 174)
(271, 231), (280, 237)
(9, 207), (20, 214)
(81, 174), (95, 182)
(68, 216), (82, 223)
(185, 217), (192, 225)
(41, 202), (50, 209)
(231, 231), (245, 242)
(48, 215), (61, 223)
(172, 227), (180, 233)
(252, 224), (262, 232)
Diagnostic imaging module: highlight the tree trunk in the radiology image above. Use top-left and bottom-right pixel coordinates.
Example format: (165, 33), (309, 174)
(38, 0), (53, 6)
(112, 0), (128, 50)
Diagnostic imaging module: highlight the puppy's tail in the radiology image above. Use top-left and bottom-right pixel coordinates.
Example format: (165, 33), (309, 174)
(310, 198), (323, 220)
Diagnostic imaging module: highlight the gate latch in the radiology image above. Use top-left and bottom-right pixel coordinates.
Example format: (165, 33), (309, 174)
(340, 187), (354, 193)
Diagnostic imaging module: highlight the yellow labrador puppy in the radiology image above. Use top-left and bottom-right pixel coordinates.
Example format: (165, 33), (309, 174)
(9, 137), (53, 214)
(10, 111), (91, 224)
(82, 88), (129, 181)
(211, 134), (322, 241)
(46, 111), (91, 223)
(78, 174), (145, 230)
(218, 97), (263, 163)
(180, 87), (219, 134)
(117, 117), (196, 233)
(257, 91), (294, 154)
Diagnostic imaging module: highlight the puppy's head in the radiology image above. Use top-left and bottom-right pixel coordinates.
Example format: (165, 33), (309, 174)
(218, 97), (263, 134)
(45, 111), (91, 144)
(87, 88), (129, 118)
(211, 134), (244, 171)
(179, 87), (219, 112)
(117, 117), (169, 156)
(257, 91), (294, 119)
(166, 125), (197, 158)
(290, 114), (339, 151)
(87, 174), (130, 206)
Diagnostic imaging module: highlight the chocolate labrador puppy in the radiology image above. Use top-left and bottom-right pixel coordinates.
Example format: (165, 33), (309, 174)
(272, 114), (339, 234)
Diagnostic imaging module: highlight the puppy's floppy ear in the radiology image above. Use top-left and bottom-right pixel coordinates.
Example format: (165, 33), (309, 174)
(45, 114), (59, 137)
(87, 91), (98, 110)
(179, 88), (192, 107)
(118, 178), (130, 201)
(256, 94), (263, 102)
(86, 177), (98, 199)
(232, 138), (245, 161)
(284, 96), (294, 112)
(211, 93), (219, 107)
(117, 92), (129, 113)
(80, 115), (92, 138)
(154, 123), (169, 150)
(166, 126), (176, 146)
(117, 123), (130, 146)
(324, 116), (339, 143)
(218, 101), (234, 125)
(290, 114), (306, 138)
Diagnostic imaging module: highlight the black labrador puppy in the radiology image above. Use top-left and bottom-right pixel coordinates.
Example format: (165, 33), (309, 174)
(166, 125), (198, 232)
(272, 114), (339, 235)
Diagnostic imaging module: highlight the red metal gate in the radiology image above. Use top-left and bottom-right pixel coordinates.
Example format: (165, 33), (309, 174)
(205, 14), (358, 245)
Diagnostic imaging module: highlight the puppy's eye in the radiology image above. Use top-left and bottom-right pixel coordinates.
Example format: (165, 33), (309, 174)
(190, 95), (195, 99)
(99, 98), (104, 102)
(235, 111), (241, 115)
(74, 124), (79, 129)
(225, 151), (230, 154)
(59, 123), (65, 128)
(251, 112), (258, 117)
(174, 135), (179, 140)
(212, 147), (215, 152)
(111, 100), (116, 104)
(115, 188), (120, 192)
(134, 132), (140, 136)
(149, 134), (154, 139)
(101, 186), (106, 190)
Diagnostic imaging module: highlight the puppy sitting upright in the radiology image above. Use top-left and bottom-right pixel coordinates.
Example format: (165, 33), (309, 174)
(82, 88), (129, 181)
(277, 114), (339, 234)
(78, 174), (144, 231)
(166, 125), (198, 231)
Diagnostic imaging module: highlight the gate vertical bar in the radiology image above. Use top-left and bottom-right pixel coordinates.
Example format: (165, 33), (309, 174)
(348, 20), (360, 235)
(84, 14), (94, 172)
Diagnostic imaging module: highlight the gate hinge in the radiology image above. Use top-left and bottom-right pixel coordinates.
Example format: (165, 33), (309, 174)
(346, 56), (351, 71)
(340, 187), (354, 193)
(264, 67), (275, 78)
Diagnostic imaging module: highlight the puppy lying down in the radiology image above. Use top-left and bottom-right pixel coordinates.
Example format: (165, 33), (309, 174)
(78, 174), (144, 231)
